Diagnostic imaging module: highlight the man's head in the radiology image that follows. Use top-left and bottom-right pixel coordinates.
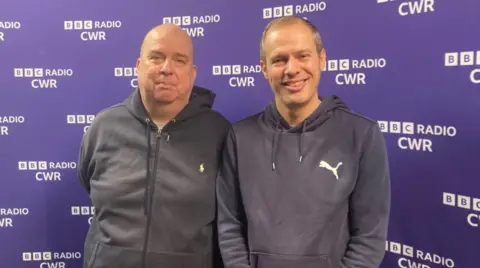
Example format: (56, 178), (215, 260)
(260, 16), (326, 110)
(136, 24), (196, 105)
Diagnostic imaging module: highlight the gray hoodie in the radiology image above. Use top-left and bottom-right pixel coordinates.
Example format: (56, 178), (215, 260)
(216, 95), (391, 268)
(78, 86), (231, 268)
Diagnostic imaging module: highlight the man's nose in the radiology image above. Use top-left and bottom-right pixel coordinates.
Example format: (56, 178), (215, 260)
(285, 59), (300, 76)
(159, 59), (173, 75)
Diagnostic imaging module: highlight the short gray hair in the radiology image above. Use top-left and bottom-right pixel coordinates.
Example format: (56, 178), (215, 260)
(260, 16), (323, 61)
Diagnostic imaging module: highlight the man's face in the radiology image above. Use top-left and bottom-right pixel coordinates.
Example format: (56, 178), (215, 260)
(136, 27), (196, 104)
(261, 22), (326, 109)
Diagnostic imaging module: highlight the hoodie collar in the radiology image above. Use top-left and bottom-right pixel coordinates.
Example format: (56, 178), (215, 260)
(124, 85), (216, 128)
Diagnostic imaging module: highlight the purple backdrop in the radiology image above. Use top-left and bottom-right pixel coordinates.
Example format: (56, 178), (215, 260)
(1, 0), (479, 267)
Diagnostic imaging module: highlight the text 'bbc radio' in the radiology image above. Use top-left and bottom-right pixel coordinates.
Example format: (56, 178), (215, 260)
(445, 51), (480, 84)
(22, 251), (82, 268)
(212, 65), (262, 88)
(443, 192), (480, 229)
(0, 115), (25, 136)
(263, 2), (327, 19)
(64, 20), (122, 41)
(378, 0), (435, 17)
(0, 207), (29, 228)
(386, 240), (455, 268)
(17, 161), (76, 182)
(163, 14), (221, 38)
(14, 68), (73, 89)
(324, 58), (387, 85)
(0, 21), (21, 42)
(378, 121), (457, 152)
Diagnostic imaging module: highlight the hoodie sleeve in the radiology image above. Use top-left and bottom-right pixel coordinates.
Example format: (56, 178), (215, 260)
(342, 123), (391, 268)
(77, 124), (95, 194)
(216, 128), (251, 268)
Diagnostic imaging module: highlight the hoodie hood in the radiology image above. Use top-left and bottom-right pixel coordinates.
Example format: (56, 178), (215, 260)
(262, 95), (350, 170)
(124, 85), (216, 130)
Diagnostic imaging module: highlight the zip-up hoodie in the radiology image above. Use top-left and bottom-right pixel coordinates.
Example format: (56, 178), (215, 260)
(78, 86), (231, 268)
(216, 95), (391, 268)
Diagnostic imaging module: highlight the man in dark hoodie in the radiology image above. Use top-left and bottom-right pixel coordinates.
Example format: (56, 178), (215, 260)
(216, 16), (391, 268)
(77, 23), (230, 268)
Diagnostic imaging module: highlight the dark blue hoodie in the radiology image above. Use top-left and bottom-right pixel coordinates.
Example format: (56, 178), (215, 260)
(78, 86), (230, 268)
(216, 95), (391, 268)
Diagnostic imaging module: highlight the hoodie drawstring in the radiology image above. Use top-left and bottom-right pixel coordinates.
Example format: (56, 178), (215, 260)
(271, 121), (280, 171)
(299, 120), (307, 163)
(144, 118), (152, 215)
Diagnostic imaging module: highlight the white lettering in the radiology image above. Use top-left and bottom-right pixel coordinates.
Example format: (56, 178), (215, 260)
(45, 69), (73, 77)
(399, 0), (435, 16)
(182, 27), (204, 37)
(0, 126), (8, 135)
(468, 213), (479, 227)
(0, 218), (13, 227)
(470, 69), (480, 84)
(83, 126), (90, 134)
(53, 252), (82, 259)
(81, 31), (107, 41)
(351, 58), (387, 69)
(0, 21), (21, 29)
(335, 73), (366, 85)
(192, 15), (221, 24)
(295, 2), (327, 14)
(88, 217), (93, 225)
(417, 250), (455, 267)
(49, 162), (76, 169)
(40, 262), (66, 268)
(229, 77), (255, 87)
(31, 79), (58, 89)
(398, 257), (430, 268)
(242, 65), (262, 74)
(130, 78), (138, 88)
(416, 124), (456, 137)
(0, 32), (4, 41)
(0, 208), (29, 215)
(94, 21), (122, 28)
(398, 137), (433, 152)
(0, 116), (25, 124)
(35, 172), (62, 181)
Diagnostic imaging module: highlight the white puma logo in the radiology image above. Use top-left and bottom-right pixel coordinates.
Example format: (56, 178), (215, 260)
(319, 161), (342, 180)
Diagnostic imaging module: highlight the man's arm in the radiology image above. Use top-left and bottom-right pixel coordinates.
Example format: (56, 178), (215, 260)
(216, 128), (251, 268)
(342, 123), (391, 267)
(77, 124), (95, 194)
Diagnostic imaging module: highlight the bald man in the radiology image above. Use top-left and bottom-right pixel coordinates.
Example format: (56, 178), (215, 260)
(77, 24), (231, 268)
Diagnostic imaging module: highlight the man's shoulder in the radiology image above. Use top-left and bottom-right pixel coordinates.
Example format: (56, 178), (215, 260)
(336, 108), (380, 131)
(232, 112), (262, 131)
(93, 102), (127, 122)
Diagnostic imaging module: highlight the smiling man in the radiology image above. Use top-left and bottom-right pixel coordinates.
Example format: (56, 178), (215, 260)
(216, 16), (391, 268)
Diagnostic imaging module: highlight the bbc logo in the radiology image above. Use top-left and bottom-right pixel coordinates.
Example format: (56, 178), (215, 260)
(71, 206), (95, 215)
(385, 241), (414, 258)
(67, 115), (95, 124)
(22, 252), (52, 261)
(445, 51), (480, 67)
(14, 68), (44, 78)
(443, 192), (480, 211)
(212, 65), (242, 75)
(378, 121), (414, 135)
(64, 20), (93, 30)
(326, 60), (350, 71)
(18, 161), (48, 171)
(263, 5), (294, 19)
(163, 16), (191, 26)
(114, 67), (137, 77)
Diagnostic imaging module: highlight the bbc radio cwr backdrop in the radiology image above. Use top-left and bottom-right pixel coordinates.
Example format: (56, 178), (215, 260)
(0, 0), (479, 267)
